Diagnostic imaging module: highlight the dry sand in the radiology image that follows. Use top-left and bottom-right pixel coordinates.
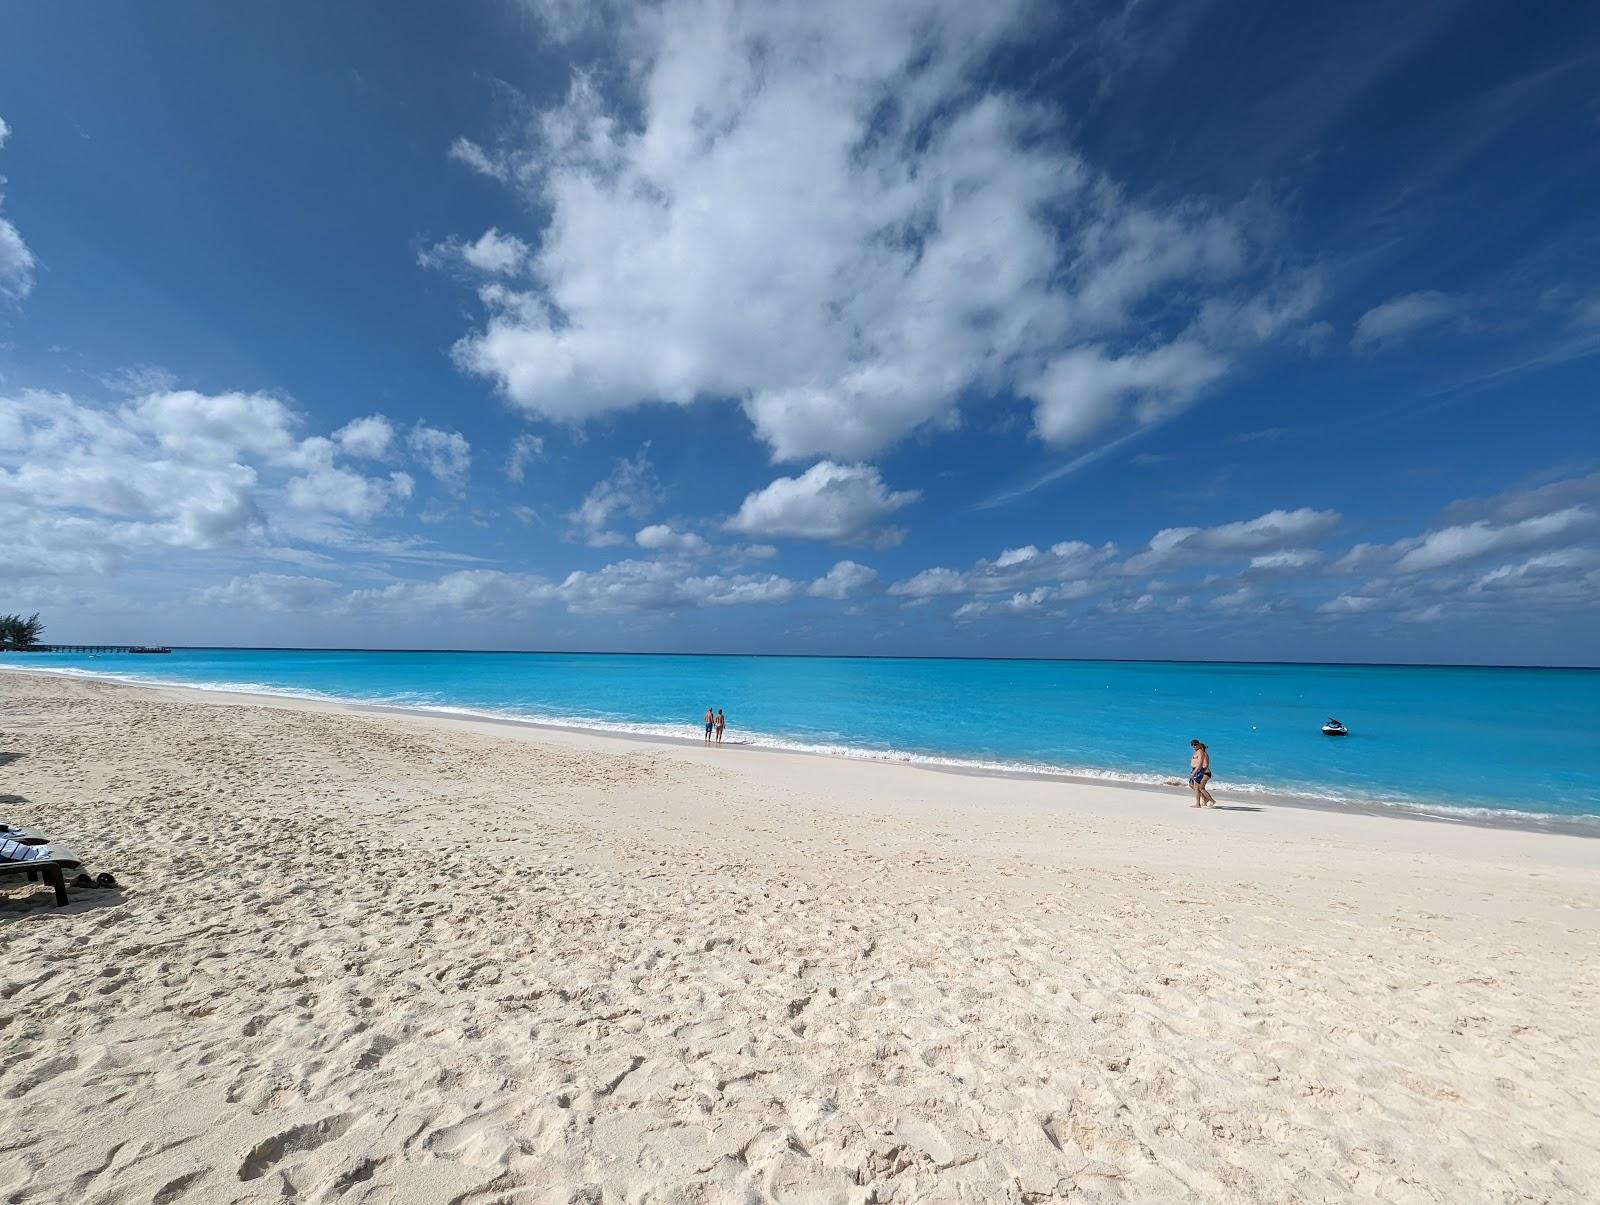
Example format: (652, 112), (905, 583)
(1, 669), (1597, 1204)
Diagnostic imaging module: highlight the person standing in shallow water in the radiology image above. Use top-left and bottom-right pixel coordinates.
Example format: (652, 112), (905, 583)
(1189, 739), (1216, 808)
(704, 706), (715, 744)
(715, 709), (725, 744)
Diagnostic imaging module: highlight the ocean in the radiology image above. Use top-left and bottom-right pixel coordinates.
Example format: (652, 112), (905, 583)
(11, 649), (1600, 828)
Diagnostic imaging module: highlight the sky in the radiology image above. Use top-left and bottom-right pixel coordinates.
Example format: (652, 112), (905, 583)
(2, 0), (1598, 664)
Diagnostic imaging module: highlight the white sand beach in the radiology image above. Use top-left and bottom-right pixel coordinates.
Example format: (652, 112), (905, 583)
(2, 669), (1597, 1203)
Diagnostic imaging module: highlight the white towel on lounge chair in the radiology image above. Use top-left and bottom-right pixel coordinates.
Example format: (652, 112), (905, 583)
(0, 838), (80, 867)
(1, 837), (48, 862)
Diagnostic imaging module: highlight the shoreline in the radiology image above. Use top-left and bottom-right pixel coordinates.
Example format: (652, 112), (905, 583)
(7, 661), (1597, 840)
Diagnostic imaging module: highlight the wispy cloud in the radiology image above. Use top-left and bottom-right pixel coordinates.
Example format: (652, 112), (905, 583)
(1351, 290), (1470, 352)
(0, 116), (37, 302)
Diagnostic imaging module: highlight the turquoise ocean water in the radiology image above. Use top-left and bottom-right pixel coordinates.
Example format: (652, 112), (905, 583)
(11, 649), (1600, 828)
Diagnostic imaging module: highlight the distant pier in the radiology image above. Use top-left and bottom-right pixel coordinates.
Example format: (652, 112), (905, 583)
(16, 645), (173, 655)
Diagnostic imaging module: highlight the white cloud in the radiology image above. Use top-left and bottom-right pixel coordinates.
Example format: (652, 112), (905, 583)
(1248, 548), (1322, 572)
(636, 523), (709, 556)
(1125, 507), (1341, 572)
(462, 228), (530, 274)
(1209, 585), (1256, 611)
(994, 545), (1040, 567)
(286, 464), (414, 519)
(0, 115), (36, 302)
(889, 567), (968, 598)
(1318, 593), (1384, 616)
(443, 0), (1313, 461)
(407, 423), (472, 492)
(1467, 549), (1600, 608)
(447, 137), (509, 182)
(335, 414), (395, 459)
(568, 452), (663, 546)
(1352, 291), (1468, 352)
(807, 560), (877, 599)
(890, 537), (1115, 604)
(726, 461), (917, 544)
(421, 228), (531, 275)
(506, 433), (545, 482)
(1026, 341), (1228, 446)
(133, 389), (300, 464)
(0, 387), (424, 577)
(955, 586), (1058, 619)
(1393, 506), (1592, 574)
(552, 559), (798, 614)
(198, 574), (342, 613)
(354, 569), (553, 615)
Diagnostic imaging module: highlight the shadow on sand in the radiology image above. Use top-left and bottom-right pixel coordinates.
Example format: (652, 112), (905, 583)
(0, 885), (126, 919)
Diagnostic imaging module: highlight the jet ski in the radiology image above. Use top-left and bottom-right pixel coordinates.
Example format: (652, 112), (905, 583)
(1321, 718), (1349, 736)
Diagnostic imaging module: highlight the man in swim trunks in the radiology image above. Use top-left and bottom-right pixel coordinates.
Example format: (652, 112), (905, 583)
(704, 707), (715, 743)
(1189, 739), (1216, 808)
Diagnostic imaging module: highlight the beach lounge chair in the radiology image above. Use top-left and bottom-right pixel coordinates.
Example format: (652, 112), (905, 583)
(0, 858), (70, 906)
(2, 833), (80, 907)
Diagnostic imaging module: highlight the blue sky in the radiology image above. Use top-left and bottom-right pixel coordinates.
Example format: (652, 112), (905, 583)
(2, 0), (1597, 663)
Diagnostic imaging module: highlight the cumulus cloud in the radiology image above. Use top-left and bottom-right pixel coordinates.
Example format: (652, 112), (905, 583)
(1124, 507), (1341, 573)
(0, 386), (423, 579)
(993, 545), (1040, 567)
(892, 537), (1114, 609)
(0, 115), (36, 302)
(407, 423), (472, 492)
(888, 567), (968, 598)
(1314, 479), (1600, 624)
(889, 534), (1113, 611)
(1209, 585), (1257, 611)
(441, 0), (1315, 460)
(462, 228), (530, 274)
(1393, 506), (1592, 573)
(568, 452), (663, 546)
(807, 560), (877, 599)
(335, 414), (396, 459)
(134, 389), (301, 464)
(552, 560), (799, 614)
(286, 463), (414, 519)
(635, 523), (709, 556)
(1352, 291), (1469, 352)
(954, 586), (1057, 619)
(420, 228), (531, 275)
(726, 462), (918, 545)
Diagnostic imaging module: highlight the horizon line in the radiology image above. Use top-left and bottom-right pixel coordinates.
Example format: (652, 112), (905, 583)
(8, 645), (1597, 672)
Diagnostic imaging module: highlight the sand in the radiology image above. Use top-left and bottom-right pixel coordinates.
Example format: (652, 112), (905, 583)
(1, 670), (1597, 1204)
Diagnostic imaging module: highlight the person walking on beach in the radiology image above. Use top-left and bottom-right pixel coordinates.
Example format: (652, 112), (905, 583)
(715, 708), (725, 744)
(704, 706), (715, 744)
(1189, 739), (1216, 808)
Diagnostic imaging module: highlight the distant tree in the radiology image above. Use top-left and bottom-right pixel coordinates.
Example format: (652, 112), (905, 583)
(0, 613), (44, 650)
